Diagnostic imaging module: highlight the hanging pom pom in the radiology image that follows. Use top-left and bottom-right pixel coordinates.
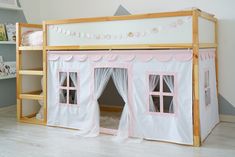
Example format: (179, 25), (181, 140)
(62, 29), (66, 34)
(106, 34), (111, 40)
(71, 32), (76, 36)
(80, 32), (85, 38)
(96, 34), (101, 40)
(85, 33), (90, 39)
(151, 27), (159, 34)
(128, 32), (134, 38)
(134, 32), (141, 38)
(53, 26), (58, 31)
(141, 31), (147, 37)
(113, 34), (118, 40)
(57, 27), (62, 33)
(65, 30), (71, 36)
(76, 32), (81, 38)
(49, 25), (54, 29)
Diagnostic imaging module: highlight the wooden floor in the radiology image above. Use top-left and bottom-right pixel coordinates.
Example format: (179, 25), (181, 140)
(1, 105), (235, 157)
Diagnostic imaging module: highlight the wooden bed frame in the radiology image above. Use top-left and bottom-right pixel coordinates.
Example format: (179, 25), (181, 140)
(16, 8), (218, 147)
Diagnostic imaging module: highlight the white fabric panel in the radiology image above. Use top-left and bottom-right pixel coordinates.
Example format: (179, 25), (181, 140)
(199, 49), (219, 141)
(47, 16), (192, 46)
(47, 50), (193, 145)
(199, 17), (215, 43)
(111, 68), (130, 140)
(131, 57), (193, 145)
(76, 68), (113, 137)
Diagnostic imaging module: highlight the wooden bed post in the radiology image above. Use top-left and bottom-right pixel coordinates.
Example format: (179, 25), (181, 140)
(16, 23), (22, 121)
(192, 10), (201, 147)
(43, 21), (47, 124)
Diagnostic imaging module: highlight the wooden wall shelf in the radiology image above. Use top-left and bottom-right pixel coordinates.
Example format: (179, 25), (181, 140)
(0, 5), (22, 11)
(0, 41), (16, 44)
(0, 75), (16, 80)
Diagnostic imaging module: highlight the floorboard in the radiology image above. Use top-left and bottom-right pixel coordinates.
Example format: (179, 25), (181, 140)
(0, 105), (235, 157)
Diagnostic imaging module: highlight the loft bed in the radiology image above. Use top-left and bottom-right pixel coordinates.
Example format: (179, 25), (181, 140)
(16, 8), (218, 147)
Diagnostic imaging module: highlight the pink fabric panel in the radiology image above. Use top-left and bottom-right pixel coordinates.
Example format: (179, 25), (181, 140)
(156, 54), (173, 62)
(199, 49), (216, 61)
(90, 55), (103, 62)
(140, 56), (154, 62)
(174, 53), (192, 61)
(62, 56), (73, 61)
(106, 54), (118, 62)
(47, 49), (193, 62)
(121, 54), (136, 62)
(48, 55), (60, 61)
(75, 55), (88, 62)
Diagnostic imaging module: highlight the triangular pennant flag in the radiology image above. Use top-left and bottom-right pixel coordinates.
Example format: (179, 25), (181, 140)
(114, 5), (131, 16)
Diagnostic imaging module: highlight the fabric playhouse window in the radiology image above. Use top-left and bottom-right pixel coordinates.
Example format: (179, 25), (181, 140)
(59, 71), (78, 105)
(148, 74), (175, 114)
(204, 70), (211, 106)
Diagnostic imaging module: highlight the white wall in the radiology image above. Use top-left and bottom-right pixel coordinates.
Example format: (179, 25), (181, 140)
(18, 0), (41, 23)
(19, 0), (235, 107)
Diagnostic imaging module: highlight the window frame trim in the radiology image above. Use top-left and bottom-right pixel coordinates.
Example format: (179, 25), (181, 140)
(58, 70), (80, 106)
(204, 68), (211, 107)
(146, 71), (177, 116)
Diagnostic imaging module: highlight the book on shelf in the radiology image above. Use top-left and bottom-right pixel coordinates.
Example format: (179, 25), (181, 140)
(0, 56), (16, 78)
(5, 23), (16, 41)
(0, 24), (7, 41)
(0, 23), (16, 42)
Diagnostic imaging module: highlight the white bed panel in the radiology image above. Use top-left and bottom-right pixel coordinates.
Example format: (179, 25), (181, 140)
(47, 50), (193, 145)
(47, 16), (192, 46)
(199, 17), (215, 43)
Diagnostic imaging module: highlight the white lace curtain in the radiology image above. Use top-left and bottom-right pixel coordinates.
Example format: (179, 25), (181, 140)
(111, 68), (129, 140)
(163, 75), (174, 113)
(79, 68), (113, 137)
(149, 75), (160, 112)
(59, 72), (67, 103)
(69, 72), (78, 104)
(76, 67), (131, 139)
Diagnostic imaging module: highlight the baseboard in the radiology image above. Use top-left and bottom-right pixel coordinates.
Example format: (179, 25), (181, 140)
(220, 114), (235, 123)
(0, 105), (16, 112)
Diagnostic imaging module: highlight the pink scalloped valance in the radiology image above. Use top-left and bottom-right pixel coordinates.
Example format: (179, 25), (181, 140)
(47, 50), (193, 62)
(199, 49), (216, 61)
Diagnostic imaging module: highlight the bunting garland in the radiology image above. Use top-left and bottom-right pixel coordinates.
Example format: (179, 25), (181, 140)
(49, 16), (191, 40)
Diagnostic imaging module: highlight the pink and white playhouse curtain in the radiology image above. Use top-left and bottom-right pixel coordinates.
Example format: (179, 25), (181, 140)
(199, 49), (219, 141)
(74, 67), (130, 139)
(47, 49), (194, 145)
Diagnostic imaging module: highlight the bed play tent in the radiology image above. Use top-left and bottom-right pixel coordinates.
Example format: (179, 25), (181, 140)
(46, 49), (218, 145)
(16, 8), (219, 146)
